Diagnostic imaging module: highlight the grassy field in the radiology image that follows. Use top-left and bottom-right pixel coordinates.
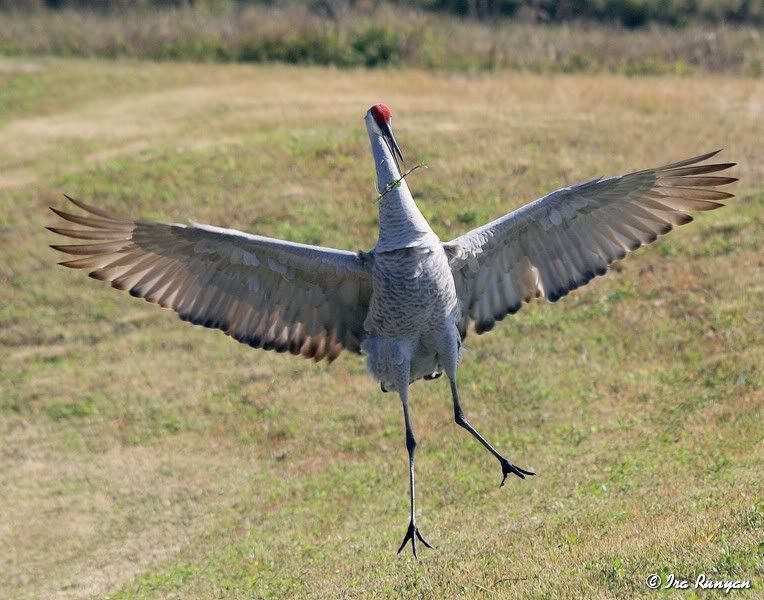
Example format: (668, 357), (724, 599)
(1, 57), (763, 599)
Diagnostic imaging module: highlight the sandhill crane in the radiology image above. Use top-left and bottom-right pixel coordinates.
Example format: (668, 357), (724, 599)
(49, 103), (736, 557)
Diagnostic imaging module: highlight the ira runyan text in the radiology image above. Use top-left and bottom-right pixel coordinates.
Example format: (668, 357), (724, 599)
(649, 573), (752, 593)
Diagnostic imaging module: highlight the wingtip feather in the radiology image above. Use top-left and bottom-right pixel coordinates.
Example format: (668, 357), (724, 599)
(63, 194), (129, 221)
(657, 149), (724, 171)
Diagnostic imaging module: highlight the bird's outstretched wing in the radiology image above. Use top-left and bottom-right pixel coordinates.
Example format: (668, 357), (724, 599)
(444, 150), (736, 337)
(49, 196), (372, 362)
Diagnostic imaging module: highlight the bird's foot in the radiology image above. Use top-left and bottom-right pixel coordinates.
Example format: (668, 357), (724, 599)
(397, 520), (432, 558)
(499, 457), (535, 487)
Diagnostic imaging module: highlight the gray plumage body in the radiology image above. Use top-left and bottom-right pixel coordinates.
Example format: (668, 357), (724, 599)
(363, 242), (459, 390)
(48, 103), (736, 558)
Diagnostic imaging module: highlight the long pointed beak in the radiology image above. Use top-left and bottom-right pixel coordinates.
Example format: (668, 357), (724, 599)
(381, 120), (404, 173)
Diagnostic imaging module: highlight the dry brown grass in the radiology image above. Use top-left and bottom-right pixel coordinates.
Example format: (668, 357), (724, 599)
(0, 57), (762, 598)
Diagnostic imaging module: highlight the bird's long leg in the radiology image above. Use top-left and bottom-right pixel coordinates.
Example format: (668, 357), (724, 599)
(396, 371), (432, 558)
(449, 376), (535, 486)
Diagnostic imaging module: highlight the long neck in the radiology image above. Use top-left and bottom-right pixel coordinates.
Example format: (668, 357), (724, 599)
(369, 133), (436, 253)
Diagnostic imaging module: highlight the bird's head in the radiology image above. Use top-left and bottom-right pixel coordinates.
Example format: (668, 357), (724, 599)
(365, 103), (404, 173)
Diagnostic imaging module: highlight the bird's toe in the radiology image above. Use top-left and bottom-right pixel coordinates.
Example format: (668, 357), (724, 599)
(499, 458), (535, 487)
(397, 521), (432, 558)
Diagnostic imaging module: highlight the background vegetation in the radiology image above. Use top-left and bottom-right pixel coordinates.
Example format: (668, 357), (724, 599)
(5, 0), (764, 26)
(0, 3), (763, 74)
(1, 56), (762, 598)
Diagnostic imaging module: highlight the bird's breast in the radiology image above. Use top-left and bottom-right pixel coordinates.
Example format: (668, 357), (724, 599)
(365, 245), (457, 338)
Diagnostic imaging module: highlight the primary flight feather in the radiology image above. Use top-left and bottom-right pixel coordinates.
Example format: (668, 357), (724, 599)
(49, 104), (736, 557)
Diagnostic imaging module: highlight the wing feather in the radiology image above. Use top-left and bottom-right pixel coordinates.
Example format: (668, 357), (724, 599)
(445, 150), (736, 338)
(49, 197), (372, 362)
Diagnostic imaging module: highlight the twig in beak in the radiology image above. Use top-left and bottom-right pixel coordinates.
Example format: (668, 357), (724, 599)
(375, 164), (428, 203)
